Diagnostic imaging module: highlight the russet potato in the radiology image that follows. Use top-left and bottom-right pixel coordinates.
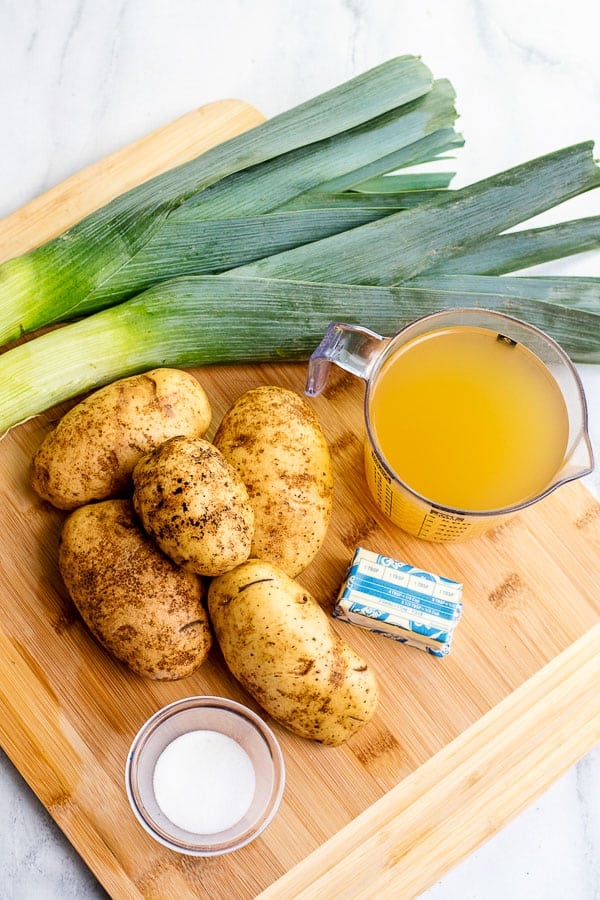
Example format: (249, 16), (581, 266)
(31, 368), (211, 509)
(213, 386), (334, 577)
(133, 435), (254, 577)
(58, 499), (212, 680)
(208, 559), (379, 746)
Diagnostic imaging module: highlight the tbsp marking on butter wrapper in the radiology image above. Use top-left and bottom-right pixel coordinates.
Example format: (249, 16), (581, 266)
(333, 547), (463, 657)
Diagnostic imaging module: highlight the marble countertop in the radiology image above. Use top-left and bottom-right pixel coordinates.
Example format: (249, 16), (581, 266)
(1, 1), (598, 897)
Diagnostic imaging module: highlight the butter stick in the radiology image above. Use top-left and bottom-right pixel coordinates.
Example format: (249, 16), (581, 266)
(333, 547), (463, 657)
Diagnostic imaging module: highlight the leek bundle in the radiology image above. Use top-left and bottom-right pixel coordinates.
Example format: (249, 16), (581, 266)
(0, 55), (598, 433)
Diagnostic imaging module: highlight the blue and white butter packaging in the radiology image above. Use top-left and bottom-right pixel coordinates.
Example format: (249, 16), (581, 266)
(333, 547), (463, 657)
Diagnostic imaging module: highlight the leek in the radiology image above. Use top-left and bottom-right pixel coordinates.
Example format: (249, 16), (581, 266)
(0, 56), (453, 344)
(0, 273), (598, 433)
(80, 82), (459, 309)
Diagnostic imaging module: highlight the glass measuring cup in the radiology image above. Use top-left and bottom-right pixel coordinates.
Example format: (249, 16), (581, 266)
(306, 308), (594, 542)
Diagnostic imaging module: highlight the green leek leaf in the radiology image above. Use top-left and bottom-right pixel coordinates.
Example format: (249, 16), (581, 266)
(422, 216), (600, 275)
(232, 143), (600, 284)
(350, 172), (456, 192)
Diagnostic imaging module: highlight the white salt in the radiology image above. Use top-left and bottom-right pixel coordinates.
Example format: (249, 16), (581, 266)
(153, 729), (256, 834)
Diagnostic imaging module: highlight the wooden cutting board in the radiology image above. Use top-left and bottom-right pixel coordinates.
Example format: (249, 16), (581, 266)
(0, 100), (598, 900)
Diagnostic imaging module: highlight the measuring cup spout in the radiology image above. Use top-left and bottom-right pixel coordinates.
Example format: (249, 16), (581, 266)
(305, 322), (387, 397)
(551, 425), (594, 490)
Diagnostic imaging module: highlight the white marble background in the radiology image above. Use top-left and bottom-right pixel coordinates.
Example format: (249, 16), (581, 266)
(1, 1), (599, 897)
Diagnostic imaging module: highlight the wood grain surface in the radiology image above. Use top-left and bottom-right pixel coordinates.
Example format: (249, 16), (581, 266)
(0, 100), (598, 899)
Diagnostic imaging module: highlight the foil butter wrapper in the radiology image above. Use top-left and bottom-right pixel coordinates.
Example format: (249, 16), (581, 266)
(333, 547), (463, 657)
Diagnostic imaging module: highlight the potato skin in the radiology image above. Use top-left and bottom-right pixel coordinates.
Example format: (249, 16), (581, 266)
(31, 368), (212, 509)
(58, 499), (212, 680)
(213, 386), (334, 577)
(208, 560), (378, 746)
(133, 435), (254, 577)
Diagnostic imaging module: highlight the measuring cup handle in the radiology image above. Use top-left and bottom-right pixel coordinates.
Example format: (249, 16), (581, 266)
(305, 322), (388, 397)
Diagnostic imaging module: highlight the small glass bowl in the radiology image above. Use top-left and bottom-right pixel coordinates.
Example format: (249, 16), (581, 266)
(125, 696), (285, 856)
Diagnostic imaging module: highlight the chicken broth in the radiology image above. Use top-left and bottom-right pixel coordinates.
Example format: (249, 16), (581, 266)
(369, 325), (569, 511)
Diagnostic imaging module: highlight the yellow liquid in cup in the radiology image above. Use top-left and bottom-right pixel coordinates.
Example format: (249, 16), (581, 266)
(369, 325), (569, 512)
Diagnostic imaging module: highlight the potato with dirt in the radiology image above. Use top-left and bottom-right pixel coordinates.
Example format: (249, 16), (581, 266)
(133, 435), (254, 577)
(208, 559), (379, 746)
(31, 368), (212, 509)
(58, 499), (212, 680)
(213, 386), (334, 577)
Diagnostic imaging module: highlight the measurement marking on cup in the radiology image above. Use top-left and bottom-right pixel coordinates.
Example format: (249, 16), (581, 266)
(383, 481), (393, 519)
(371, 451), (393, 519)
(418, 509), (468, 540)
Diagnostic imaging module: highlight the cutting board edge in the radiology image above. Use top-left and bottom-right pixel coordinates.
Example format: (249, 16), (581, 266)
(260, 620), (600, 898)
